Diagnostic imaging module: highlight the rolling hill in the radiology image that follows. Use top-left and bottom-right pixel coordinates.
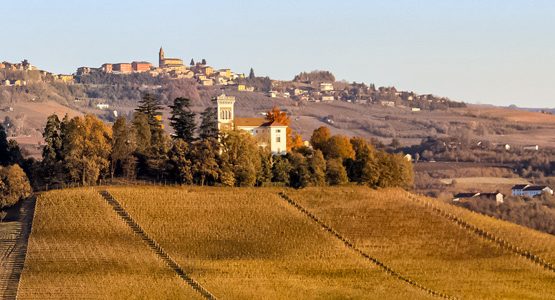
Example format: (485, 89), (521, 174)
(16, 186), (555, 299)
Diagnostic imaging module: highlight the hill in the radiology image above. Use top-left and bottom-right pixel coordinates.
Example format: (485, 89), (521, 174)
(17, 186), (555, 299)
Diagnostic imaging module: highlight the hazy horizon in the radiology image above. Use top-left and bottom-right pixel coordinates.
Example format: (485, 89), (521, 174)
(3, 0), (555, 108)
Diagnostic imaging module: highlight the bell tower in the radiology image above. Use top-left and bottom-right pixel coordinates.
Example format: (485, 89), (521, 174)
(159, 47), (165, 68)
(216, 94), (236, 131)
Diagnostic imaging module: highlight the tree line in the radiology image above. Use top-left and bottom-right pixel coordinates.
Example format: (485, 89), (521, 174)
(0, 93), (413, 207)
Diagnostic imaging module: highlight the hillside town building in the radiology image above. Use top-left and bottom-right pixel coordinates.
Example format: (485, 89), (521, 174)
(453, 192), (504, 204)
(216, 94), (287, 154)
(159, 47), (184, 70)
(511, 185), (553, 197)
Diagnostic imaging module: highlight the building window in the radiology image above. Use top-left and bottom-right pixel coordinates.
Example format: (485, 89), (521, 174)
(276, 129), (281, 133)
(276, 136), (281, 143)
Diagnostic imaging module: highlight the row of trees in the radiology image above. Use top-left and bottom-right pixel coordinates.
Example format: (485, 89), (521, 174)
(35, 93), (413, 189)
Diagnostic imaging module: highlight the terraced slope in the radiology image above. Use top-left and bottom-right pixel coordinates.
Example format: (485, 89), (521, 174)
(287, 187), (555, 299)
(17, 189), (200, 299)
(108, 186), (430, 299)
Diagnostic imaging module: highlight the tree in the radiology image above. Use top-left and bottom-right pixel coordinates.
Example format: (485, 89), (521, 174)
(199, 106), (218, 140)
(291, 132), (304, 150)
(190, 58), (195, 66)
(288, 152), (310, 188)
(42, 114), (62, 164)
(308, 149), (326, 186)
(257, 148), (273, 186)
(326, 158), (348, 185)
(136, 93), (163, 132)
(132, 112), (151, 154)
(169, 97), (196, 143)
(272, 155), (291, 185)
(190, 140), (219, 186)
(220, 130), (261, 187)
(201, 58), (207, 65)
(310, 126), (331, 153)
(111, 117), (137, 179)
(0, 164), (31, 208)
(249, 68), (255, 79)
(347, 137), (378, 186)
(0, 124), (10, 166)
(326, 135), (355, 160)
(147, 127), (171, 180)
(169, 139), (193, 184)
(62, 115), (112, 185)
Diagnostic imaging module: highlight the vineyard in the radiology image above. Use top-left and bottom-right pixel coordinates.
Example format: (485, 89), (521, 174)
(17, 189), (200, 299)
(15, 185), (555, 299)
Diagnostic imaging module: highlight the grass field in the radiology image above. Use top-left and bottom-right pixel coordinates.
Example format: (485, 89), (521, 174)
(16, 185), (555, 299)
(17, 188), (200, 299)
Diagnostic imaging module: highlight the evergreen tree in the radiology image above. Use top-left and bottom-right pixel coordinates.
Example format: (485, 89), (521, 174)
(288, 152), (310, 188)
(132, 112), (152, 154)
(0, 124), (10, 166)
(190, 58), (195, 66)
(199, 107), (219, 140)
(42, 114), (62, 164)
(257, 148), (273, 186)
(136, 93), (163, 131)
(169, 97), (196, 143)
(111, 117), (137, 179)
(201, 58), (207, 65)
(249, 68), (255, 79)
(169, 139), (193, 184)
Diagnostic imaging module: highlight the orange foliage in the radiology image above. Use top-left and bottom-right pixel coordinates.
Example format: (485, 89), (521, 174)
(266, 106), (293, 150)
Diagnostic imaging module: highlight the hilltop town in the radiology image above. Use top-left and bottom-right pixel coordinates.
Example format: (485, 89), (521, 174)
(1, 47), (465, 110)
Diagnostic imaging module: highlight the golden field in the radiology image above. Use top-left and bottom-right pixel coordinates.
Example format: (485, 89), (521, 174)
(17, 188), (200, 299)
(16, 185), (555, 299)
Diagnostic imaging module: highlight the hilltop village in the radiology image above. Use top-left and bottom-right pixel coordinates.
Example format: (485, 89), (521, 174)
(1, 48), (465, 111)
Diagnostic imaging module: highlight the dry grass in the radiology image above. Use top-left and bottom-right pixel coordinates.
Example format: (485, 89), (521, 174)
(287, 186), (555, 299)
(17, 188), (200, 299)
(107, 186), (430, 299)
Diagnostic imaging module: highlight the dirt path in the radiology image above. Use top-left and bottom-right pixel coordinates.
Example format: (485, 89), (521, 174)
(0, 197), (36, 300)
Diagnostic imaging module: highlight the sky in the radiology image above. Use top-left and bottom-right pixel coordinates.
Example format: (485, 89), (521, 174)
(2, 0), (555, 108)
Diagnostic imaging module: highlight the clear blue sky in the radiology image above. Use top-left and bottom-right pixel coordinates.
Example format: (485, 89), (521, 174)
(3, 0), (555, 107)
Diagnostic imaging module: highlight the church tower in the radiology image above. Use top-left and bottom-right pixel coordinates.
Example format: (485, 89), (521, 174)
(216, 94), (236, 131)
(159, 47), (165, 68)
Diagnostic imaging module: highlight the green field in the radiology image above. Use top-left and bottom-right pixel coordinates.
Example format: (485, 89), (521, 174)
(17, 186), (555, 299)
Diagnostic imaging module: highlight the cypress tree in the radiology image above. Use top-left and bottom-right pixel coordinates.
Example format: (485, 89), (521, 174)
(136, 93), (163, 131)
(249, 68), (255, 79)
(169, 97), (196, 143)
(0, 124), (10, 166)
(199, 106), (218, 140)
(190, 58), (195, 66)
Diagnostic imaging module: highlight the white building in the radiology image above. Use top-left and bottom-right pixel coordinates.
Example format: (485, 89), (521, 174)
(320, 82), (334, 92)
(216, 94), (287, 155)
(511, 185), (553, 197)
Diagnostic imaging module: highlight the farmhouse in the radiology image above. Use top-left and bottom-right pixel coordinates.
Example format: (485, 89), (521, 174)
(511, 184), (553, 197)
(453, 192), (504, 204)
(216, 94), (287, 154)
